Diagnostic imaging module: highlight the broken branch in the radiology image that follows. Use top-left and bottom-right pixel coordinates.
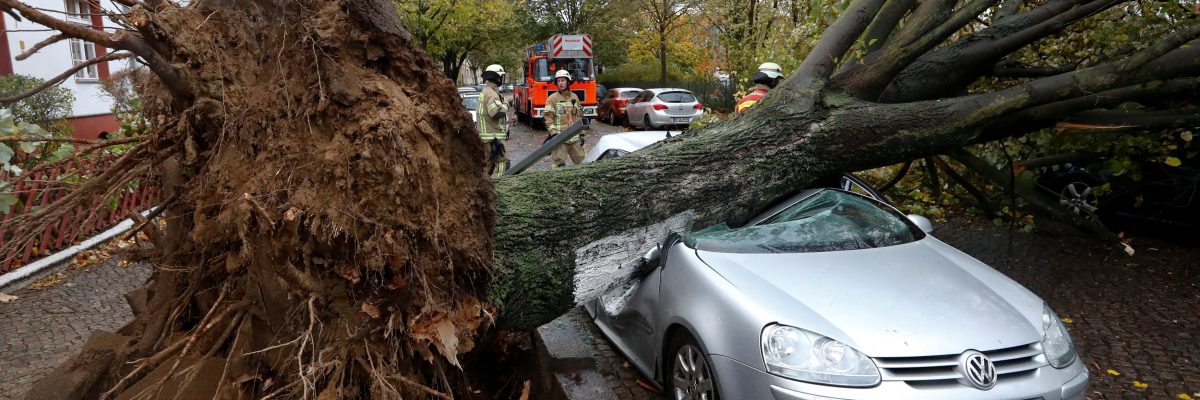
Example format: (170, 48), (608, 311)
(0, 52), (135, 106)
(14, 33), (64, 60)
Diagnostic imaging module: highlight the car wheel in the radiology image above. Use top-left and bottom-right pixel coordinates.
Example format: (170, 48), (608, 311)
(644, 115), (653, 131)
(666, 332), (719, 400)
(1056, 179), (1100, 216)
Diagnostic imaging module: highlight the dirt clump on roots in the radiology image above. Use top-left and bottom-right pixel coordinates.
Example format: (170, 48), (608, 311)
(26, 1), (497, 399)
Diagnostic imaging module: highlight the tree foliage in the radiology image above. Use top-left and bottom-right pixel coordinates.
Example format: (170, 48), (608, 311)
(395, 0), (521, 80)
(0, 74), (75, 135)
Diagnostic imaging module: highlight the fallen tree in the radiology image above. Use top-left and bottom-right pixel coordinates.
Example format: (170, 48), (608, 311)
(0, 0), (1195, 398)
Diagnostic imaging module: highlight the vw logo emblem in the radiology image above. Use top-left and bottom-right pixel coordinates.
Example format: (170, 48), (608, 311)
(959, 351), (997, 390)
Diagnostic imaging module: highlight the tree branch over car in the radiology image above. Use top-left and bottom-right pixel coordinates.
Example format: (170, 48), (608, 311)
(0, 0), (1195, 398)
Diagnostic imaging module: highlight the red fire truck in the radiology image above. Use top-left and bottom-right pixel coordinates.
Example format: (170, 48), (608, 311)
(514, 34), (599, 127)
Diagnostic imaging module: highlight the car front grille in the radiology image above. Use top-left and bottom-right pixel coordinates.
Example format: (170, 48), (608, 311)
(873, 342), (1045, 387)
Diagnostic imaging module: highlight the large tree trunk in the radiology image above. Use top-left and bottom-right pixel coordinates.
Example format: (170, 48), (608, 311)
(1, 0), (1197, 398)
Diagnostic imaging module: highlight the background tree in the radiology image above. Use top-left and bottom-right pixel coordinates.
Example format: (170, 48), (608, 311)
(0, 0), (1196, 399)
(519, 0), (634, 68)
(639, 0), (701, 83)
(396, 0), (522, 81)
(623, 13), (717, 80)
(0, 74), (75, 135)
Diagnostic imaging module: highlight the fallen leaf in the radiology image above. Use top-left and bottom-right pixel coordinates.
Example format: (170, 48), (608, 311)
(1177, 393), (1194, 400)
(31, 273), (62, 289)
(1122, 242), (1136, 256)
(1182, 131), (1193, 142)
(0, 292), (18, 303)
(636, 379), (661, 393)
(1107, 369), (1121, 376)
(1165, 157), (1183, 167)
(1060, 317), (1073, 324)
(1132, 380), (1148, 389)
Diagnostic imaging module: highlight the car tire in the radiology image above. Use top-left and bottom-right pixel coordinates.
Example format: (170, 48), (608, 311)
(665, 332), (720, 400)
(644, 115), (653, 131)
(1052, 175), (1101, 217)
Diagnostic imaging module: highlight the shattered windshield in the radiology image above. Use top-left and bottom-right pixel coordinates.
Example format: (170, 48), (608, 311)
(684, 190), (924, 253)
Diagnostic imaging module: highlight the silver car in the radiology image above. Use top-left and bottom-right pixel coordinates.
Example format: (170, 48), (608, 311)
(585, 175), (1088, 400)
(625, 88), (704, 130)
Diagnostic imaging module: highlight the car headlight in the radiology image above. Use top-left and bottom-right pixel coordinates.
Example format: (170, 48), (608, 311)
(761, 324), (880, 387)
(1042, 304), (1077, 368)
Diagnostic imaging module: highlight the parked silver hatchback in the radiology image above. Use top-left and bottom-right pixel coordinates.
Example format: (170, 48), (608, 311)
(585, 175), (1088, 400)
(625, 88), (704, 129)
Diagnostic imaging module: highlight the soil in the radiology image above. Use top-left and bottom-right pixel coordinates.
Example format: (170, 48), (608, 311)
(27, 1), (496, 398)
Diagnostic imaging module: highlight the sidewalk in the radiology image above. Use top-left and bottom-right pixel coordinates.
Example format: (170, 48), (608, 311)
(0, 259), (151, 398)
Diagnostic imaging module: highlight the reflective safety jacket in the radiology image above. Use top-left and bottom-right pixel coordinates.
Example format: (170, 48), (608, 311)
(544, 90), (582, 142)
(735, 85), (771, 113)
(478, 83), (508, 140)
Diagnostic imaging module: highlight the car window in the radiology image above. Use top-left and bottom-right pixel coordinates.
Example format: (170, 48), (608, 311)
(684, 190), (923, 254)
(657, 91), (696, 103)
(620, 90), (641, 99)
(637, 91), (653, 102)
(461, 95), (479, 110)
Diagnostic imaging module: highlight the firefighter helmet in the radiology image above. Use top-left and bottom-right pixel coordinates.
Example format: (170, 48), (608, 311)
(757, 62), (784, 79)
(554, 70), (574, 84)
(482, 64), (506, 84)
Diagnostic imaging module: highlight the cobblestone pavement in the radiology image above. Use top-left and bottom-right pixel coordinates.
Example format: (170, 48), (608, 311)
(500, 93), (636, 173)
(0, 260), (151, 399)
(583, 217), (1200, 400)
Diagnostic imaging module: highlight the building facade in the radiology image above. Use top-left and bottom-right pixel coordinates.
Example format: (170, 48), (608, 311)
(0, 0), (126, 140)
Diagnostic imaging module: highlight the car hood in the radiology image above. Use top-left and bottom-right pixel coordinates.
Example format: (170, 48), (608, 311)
(694, 237), (1045, 357)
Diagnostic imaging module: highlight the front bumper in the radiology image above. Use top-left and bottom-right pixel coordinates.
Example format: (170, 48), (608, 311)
(709, 355), (1089, 400)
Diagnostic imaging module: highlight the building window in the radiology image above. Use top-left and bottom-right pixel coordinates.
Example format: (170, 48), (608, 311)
(64, 0), (90, 22)
(69, 38), (98, 80)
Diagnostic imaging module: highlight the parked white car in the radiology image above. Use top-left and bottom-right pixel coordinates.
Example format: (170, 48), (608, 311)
(460, 93), (480, 124)
(625, 88), (704, 130)
(582, 130), (681, 163)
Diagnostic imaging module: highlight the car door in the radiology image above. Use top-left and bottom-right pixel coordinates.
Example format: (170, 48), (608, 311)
(589, 235), (679, 376)
(627, 91), (651, 127)
(597, 89), (611, 118)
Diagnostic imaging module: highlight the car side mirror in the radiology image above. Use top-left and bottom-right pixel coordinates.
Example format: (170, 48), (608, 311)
(907, 214), (934, 233)
(636, 245), (663, 278)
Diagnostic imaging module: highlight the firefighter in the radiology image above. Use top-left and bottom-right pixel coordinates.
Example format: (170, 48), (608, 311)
(478, 64), (511, 176)
(544, 69), (585, 167)
(735, 62), (785, 113)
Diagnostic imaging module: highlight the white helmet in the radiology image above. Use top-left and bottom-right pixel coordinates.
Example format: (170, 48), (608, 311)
(485, 64), (506, 76)
(554, 70), (573, 82)
(757, 62), (784, 79)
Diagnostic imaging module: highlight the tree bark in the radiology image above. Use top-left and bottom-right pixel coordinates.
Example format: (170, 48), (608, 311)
(2, 0), (1197, 397)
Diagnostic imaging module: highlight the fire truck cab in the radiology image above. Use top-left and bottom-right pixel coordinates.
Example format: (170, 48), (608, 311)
(515, 34), (599, 126)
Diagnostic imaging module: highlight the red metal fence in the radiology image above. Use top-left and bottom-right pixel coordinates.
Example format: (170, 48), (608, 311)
(0, 157), (159, 273)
